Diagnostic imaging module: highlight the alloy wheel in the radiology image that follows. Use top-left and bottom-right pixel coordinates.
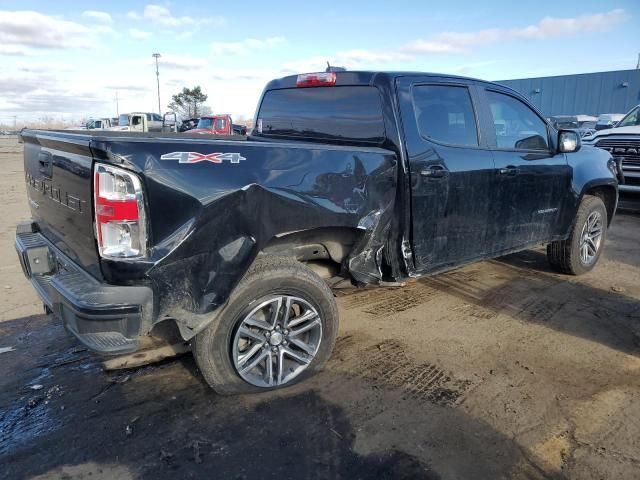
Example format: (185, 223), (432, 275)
(231, 295), (322, 387)
(579, 211), (603, 266)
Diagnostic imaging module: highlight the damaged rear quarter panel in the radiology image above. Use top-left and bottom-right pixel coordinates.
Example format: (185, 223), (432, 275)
(92, 137), (397, 332)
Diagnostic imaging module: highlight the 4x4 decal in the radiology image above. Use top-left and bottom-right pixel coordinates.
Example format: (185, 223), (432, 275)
(160, 151), (246, 164)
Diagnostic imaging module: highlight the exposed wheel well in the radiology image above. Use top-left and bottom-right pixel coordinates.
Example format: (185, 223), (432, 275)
(585, 185), (617, 226)
(260, 227), (362, 278)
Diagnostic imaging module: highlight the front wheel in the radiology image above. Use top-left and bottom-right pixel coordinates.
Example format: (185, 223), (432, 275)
(193, 256), (339, 395)
(547, 195), (608, 275)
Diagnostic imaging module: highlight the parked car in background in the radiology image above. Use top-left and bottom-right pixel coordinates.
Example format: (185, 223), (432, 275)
(16, 70), (618, 394)
(595, 113), (625, 131)
(178, 118), (199, 132)
(583, 105), (640, 193)
(86, 118), (113, 130)
(185, 115), (247, 136)
(549, 115), (597, 137)
(110, 113), (163, 132)
(233, 124), (248, 135)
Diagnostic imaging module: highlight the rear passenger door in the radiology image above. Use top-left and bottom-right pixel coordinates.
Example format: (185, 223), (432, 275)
(396, 77), (496, 272)
(476, 88), (571, 250)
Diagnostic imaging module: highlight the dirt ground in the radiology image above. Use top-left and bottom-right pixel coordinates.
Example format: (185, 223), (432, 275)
(1, 135), (639, 480)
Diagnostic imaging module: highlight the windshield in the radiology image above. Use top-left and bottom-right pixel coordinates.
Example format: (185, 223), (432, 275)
(118, 114), (130, 127)
(617, 106), (640, 128)
(197, 118), (213, 129)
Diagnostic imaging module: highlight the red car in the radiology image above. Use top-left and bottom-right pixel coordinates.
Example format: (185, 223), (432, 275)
(187, 115), (247, 135)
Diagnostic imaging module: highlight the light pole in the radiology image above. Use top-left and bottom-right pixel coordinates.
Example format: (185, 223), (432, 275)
(152, 53), (161, 114)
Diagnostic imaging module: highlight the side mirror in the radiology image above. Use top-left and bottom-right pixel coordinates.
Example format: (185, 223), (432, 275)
(558, 130), (580, 153)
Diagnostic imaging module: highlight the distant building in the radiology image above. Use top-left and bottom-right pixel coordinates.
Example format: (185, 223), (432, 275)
(498, 69), (640, 117)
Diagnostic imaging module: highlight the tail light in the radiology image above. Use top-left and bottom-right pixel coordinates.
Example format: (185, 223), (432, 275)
(93, 163), (147, 259)
(296, 72), (336, 87)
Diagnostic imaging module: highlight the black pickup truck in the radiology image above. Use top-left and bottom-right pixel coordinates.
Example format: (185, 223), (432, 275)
(16, 71), (619, 394)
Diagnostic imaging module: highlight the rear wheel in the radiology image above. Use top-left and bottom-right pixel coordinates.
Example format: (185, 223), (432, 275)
(547, 195), (607, 275)
(193, 256), (338, 395)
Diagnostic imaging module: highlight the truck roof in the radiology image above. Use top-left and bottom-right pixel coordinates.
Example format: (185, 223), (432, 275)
(264, 70), (510, 91)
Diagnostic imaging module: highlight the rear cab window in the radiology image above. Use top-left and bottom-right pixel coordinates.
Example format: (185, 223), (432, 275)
(255, 86), (385, 145)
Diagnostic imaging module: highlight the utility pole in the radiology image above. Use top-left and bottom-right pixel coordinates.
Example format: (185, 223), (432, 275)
(636, 53), (640, 69)
(152, 53), (162, 114)
(116, 91), (119, 117)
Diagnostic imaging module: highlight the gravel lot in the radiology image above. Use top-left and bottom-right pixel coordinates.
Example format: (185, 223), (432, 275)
(1, 135), (639, 479)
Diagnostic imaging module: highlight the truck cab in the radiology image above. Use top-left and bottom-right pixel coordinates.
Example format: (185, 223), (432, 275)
(187, 115), (234, 135)
(86, 118), (112, 130)
(111, 113), (163, 132)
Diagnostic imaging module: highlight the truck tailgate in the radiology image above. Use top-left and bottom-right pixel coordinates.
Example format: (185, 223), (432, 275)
(21, 131), (101, 279)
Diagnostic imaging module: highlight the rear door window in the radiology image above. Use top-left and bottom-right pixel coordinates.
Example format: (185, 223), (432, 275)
(412, 85), (479, 147)
(257, 86), (385, 144)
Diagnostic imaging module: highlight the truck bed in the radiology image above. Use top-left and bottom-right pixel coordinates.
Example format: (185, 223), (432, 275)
(20, 128), (398, 329)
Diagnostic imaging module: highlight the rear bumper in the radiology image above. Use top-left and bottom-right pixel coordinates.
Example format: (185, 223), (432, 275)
(15, 224), (153, 355)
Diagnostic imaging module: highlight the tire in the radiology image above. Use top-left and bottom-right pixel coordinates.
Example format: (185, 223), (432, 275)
(547, 195), (608, 275)
(193, 255), (339, 395)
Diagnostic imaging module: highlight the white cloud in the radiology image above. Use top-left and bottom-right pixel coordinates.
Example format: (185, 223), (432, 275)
(0, 72), (108, 114)
(284, 9), (628, 72)
(128, 29), (152, 40)
(211, 36), (286, 56)
(400, 40), (464, 55)
(127, 4), (224, 27)
(0, 44), (33, 56)
(105, 84), (151, 92)
(160, 55), (208, 70)
(0, 10), (91, 49)
(94, 25), (116, 35)
(82, 10), (113, 23)
(405, 9), (626, 54)
(120, 54), (208, 70)
(281, 48), (413, 74)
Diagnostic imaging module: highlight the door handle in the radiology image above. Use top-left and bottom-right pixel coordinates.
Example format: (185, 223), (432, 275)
(420, 165), (449, 179)
(498, 166), (519, 176)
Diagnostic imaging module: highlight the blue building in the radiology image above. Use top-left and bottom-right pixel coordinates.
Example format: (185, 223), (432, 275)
(499, 69), (640, 117)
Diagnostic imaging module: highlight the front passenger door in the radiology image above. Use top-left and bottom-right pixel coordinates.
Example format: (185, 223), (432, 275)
(479, 89), (571, 251)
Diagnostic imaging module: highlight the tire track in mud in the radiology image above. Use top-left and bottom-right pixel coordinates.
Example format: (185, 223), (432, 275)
(330, 335), (473, 407)
(339, 282), (438, 318)
(516, 298), (566, 323)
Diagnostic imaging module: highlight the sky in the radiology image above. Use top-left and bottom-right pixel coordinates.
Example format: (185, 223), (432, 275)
(0, 0), (639, 124)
